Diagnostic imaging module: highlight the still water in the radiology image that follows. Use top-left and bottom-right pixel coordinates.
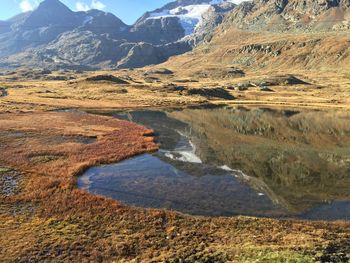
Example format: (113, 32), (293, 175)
(79, 107), (350, 220)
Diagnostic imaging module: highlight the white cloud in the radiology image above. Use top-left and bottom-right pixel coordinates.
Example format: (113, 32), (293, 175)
(75, 0), (106, 12)
(19, 0), (38, 12)
(76, 1), (90, 11)
(91, 0), (106, 10)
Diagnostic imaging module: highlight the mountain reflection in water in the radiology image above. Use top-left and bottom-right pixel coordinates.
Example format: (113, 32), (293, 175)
(79, 107), (350, 220)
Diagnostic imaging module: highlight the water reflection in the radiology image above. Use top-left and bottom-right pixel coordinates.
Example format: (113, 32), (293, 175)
(79, 154), (290, 217)
(168, 107), (350, 215)
(79, 107), (350, 219)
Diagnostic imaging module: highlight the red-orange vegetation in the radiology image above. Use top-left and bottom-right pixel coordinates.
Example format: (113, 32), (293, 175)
(0, 111), (349, 262)
(0, 111), (158, 199)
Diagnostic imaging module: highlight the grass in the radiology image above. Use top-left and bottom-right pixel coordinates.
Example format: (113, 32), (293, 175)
(0, 29), (349, 261)
(237, 249), (314, 262)
(0, 111), (348, 262)
(1, 59), (350, 113)
(0, 167), (12, 173)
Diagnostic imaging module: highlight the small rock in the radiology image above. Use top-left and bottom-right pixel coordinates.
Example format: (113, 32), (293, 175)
(260, 87), (275, 92)
(146, 68), (174, 75)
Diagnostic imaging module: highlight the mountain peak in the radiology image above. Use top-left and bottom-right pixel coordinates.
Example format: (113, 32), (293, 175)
(20, 0), (77, 28)
(36, 0), (73, 14)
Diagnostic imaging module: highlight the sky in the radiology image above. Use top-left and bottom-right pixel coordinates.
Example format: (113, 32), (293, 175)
(0, 0), (176, 25)
(1, 0), (244, 25)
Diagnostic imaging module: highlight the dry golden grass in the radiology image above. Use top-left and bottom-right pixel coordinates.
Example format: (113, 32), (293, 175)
(0, 70), (205, 112)
(159, 30), (350, 110)
(1, 64), (350, 113)
(0, 111), (349, 262)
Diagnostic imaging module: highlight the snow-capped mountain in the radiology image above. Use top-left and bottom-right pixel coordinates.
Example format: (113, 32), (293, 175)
(142, 0), (236, 36)
(0, 0), (236, 69)
(2, 0), (349, 70)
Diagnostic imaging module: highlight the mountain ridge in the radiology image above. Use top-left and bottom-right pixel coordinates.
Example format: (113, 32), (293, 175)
(0, 0), (236, 69)
(1, 0), (350, 70)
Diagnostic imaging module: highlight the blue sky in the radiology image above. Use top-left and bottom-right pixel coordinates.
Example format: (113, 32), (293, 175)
(0, 0), (174, 24)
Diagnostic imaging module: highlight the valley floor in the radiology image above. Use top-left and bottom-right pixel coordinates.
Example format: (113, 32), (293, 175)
(0, 67), (350, 112)
(0, 68), (349, 262)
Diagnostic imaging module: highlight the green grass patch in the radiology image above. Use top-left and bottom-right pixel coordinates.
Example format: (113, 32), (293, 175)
(0, 167), (12, 173)
(238, 249), (314, 263)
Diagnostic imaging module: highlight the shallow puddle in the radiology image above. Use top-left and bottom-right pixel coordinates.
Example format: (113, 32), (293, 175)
(0, 168), (21, 196)
(79, 107), (350, 220)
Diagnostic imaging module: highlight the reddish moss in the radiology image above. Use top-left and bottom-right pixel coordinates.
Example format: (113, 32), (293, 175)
(0, 111), (349, 262)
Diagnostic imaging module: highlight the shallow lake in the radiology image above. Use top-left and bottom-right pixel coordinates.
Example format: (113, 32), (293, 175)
(79, 107), (350, 220)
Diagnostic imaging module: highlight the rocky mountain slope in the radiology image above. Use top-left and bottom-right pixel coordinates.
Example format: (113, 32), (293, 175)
(1, 0), (349, 70)
(0, 0), (236, 69)
(225, 0), (350, 32)
(163, 0), (350, 74)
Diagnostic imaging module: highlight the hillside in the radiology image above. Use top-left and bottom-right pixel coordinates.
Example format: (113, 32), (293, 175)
(163, 31), (350, 74)
(134, 0), (350, 71)
(0, 0), (236, 70)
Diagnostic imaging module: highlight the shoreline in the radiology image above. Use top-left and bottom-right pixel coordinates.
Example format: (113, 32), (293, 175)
(0, 71), (349, 261)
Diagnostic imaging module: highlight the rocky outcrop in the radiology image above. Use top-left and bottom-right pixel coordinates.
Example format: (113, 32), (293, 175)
(117, 41), (191, 69)
(194, 67), (245, 79)
(189, 1), (236, 44)
(130, 17), (185, 45)
(224, 0), (350, 32)
(86, 75), (129, 84)
(79, 9), (130, 38)
(186, 87), (235, 100)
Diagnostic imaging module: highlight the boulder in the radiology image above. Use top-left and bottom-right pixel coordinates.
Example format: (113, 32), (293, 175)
(187, 87), (235, 100)
(86, 75), (129, 84)
(260, 87), (275, 92)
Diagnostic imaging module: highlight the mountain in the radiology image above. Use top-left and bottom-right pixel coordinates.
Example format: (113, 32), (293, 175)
(135, 0), (236, 38)
(1, 0), (349, 70)
(17, 0), (78, 28)
(0, 0), (236, 70)
(162, 0), (350, 74)
(0, 21), (11, 34)
(225, 0), (350, 32)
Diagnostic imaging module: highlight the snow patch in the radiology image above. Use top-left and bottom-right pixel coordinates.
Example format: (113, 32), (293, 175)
(147, 0), (235, 36)
(164, 151), (202, 164)
(161, 137), (203, 164)
(149, 4), (212, 35)
(220, 165), (234, 171)
(82, 15), (93, 26)
(161, 130), (202, 164)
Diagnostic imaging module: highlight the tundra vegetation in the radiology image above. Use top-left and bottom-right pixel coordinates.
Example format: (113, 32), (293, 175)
(0, 69), (349, 262)
(1, 0), (350, 261)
